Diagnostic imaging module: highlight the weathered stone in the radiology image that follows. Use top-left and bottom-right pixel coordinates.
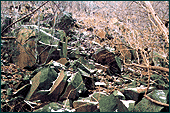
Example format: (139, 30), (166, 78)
(48, 70), (68, 102)
(72, 60), (97, 74)
(112, 90), (125, 100)
(73, 98), (99, 112)
(2, 96), (32, 112)
(13, 27), (68, 69)
(92, 48), (121, 74)
(59, 71), (86, 101)
(57, 12), (76, 30)
(33, 102), (74, 112)
(78, 68), (95, 90)
(37, 43), (60, 64)
(95, 63), (109, 72)
(90, 92), (108, 102)
(77, 57), (96, 70)
(120, 100), (135, 112)
(13, 84), (31, 98)
(25, 67), (58, 101)
(28, 90), (50, 102)
(99, 93), (128, 112)
(15, 28), (36, 69)
(133, 90), (169, 112)
(33, 102), (61, 112)
(120, 86), (155, 102)
(62, 99), (73, 108)
(56, 58), (68, 65)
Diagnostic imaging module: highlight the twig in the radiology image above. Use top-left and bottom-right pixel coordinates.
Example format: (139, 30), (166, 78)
(125, 1), (135, 10)
(1, 1), (49, 35)
(145, 64), (151, 96)
(1, 37), (16, 40)
(134, 1), (148, 13)
(73, 103), (90, 110)
(51, 1), (63, 12)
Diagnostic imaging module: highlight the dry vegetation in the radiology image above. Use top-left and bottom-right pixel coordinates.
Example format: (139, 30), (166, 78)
(1, 1), (169, 112)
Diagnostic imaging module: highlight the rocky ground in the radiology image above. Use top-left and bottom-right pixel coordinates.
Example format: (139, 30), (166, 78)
(1, 1), (169, 112)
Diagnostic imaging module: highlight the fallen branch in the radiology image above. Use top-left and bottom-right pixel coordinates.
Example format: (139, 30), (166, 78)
(144, 94), (169, 107)
(1, 37), (16, 40)
(124, 62), (169, 73)
(1, 1), (49, 35)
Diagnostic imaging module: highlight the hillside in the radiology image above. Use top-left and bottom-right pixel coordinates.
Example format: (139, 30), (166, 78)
(1, 1), (169, 112)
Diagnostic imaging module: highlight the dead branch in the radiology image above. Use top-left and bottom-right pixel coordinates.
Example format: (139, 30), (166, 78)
(1, 1), (49, 35)
(1, 37), (16, 40)
(144, 1), (169, 44)
(144, 94), (169, 107)
(124, 62), (169, 73)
